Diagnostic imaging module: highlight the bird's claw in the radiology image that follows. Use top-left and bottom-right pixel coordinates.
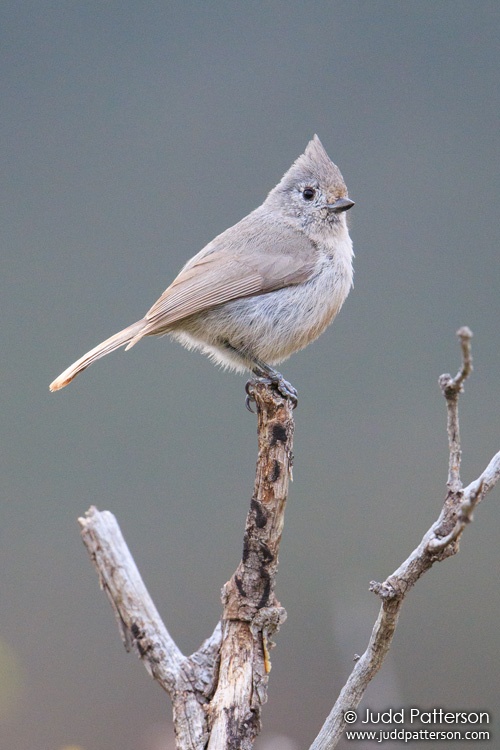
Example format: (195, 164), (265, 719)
(245, 380), (257, 413)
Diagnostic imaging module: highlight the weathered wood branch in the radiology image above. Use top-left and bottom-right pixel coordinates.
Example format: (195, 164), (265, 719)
(78, 328), (498, 750)
(79, 507), (216, 750)
(79, 380), (293, 750)
(206, 380), (292, 749)
(309, 328), (500, 750)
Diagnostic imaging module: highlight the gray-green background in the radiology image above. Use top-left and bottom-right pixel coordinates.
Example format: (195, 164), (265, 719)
(2, 3), (499, 749)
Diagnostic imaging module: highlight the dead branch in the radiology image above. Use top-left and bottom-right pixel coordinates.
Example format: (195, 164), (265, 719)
(78, 328), (498, 750)
(309, 328), (500, 750)
(79, 380), (293, 750)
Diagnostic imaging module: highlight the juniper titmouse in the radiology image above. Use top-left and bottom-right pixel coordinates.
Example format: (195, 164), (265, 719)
(50, 136), (354, 403)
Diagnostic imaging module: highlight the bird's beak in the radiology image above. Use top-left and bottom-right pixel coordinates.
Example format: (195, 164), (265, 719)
(326, 197), (355, 213)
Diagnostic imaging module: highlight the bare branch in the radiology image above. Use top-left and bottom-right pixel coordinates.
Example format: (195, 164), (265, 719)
(79, 380), (294, 750)
(310, 600), (401, 750)
(206, 381), (293, 749)
(79, 507), (183, 685)
(310, 328), (499, 750)
(79, 507), (214, 750)
(428, 449), (500, 552)
(78, 329), (497, 750)
(438, 326), (473, 491)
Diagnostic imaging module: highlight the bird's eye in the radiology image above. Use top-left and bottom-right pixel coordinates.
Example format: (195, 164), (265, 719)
(302, 187), (316, 201)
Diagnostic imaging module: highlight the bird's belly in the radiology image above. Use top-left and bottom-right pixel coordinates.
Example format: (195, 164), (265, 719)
(173, 254), (352, 369)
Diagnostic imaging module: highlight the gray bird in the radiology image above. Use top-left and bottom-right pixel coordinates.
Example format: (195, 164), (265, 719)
(50, 135), (354, 404)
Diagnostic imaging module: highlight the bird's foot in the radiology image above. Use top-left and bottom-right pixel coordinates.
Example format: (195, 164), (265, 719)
(245, 373), (298, 412)
(273, 374), (298, 407)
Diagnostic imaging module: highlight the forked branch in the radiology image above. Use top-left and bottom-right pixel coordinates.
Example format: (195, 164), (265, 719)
(78, 328), (498, 750)
(309, 328), (500, 750)
(79, 380), (294, 750)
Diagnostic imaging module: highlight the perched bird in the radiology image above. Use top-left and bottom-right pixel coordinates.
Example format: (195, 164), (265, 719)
(50, 136), (354, 405)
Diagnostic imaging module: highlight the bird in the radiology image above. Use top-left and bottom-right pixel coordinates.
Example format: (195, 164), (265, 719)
(50, 135), (354, 406)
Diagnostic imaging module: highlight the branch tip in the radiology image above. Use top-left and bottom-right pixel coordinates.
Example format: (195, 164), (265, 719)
(456, 326), (473, 340)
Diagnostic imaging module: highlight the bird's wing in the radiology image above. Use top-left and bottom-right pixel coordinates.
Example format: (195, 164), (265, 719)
(143, 222), (317, 329)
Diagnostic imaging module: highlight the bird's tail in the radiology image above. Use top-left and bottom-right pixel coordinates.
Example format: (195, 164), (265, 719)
(49, 320), (145, 391)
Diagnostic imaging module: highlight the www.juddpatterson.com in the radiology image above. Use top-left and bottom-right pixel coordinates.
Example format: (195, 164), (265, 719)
(342, 709), (491, 743)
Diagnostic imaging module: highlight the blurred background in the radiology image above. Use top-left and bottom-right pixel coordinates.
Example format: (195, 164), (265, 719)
(2, 2), (499, 749)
